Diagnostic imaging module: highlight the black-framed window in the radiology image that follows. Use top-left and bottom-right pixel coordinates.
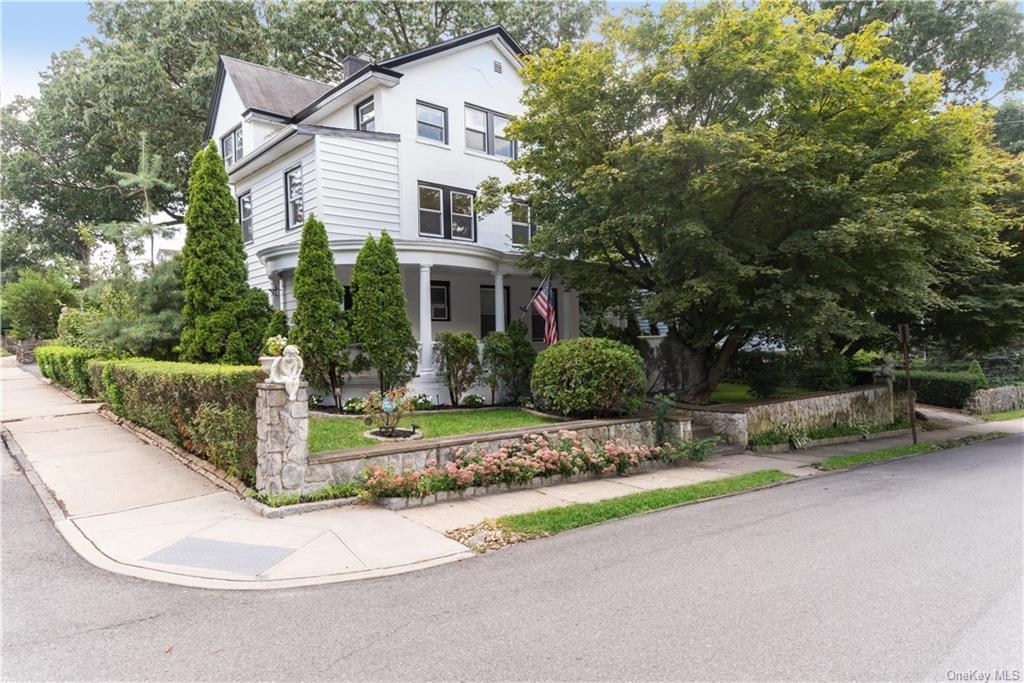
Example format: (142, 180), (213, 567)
(531, 286), (558, 342)
(464, 105), (515, 159)
(284, 166), (304, 230)
(511, 200), (532, 246)
(221, 125), (243, 166)
(238, 191), (253, 242)
(356, 97), (375, 132)
(416, 101), (447, 143)
(430, 281), (450, 321)
(417, 182), (476, 241)
(480, 285), (511, 337)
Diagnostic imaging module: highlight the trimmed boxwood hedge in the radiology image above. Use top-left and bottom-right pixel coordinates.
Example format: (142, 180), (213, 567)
(855, 367), (986, 408)
(530, 337), (646, 417)
(88, 358), (262, 484)
(36, 345), (113, 397)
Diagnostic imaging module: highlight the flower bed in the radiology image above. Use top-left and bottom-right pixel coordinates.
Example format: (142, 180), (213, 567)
(362, 430), (719, 509)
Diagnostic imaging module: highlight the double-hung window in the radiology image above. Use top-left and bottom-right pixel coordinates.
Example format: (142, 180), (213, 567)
(511, 200), (532, 246)
(418, 182), (475, 241)
(416, 102), (447, 143)
(464, 105), (515, 159)
(430, 281), (450, 321)
(284, 166), (304, 230)
(238, 191), (253, 242)
(221, 126), (243, 166)
(356, 97), (375, 131)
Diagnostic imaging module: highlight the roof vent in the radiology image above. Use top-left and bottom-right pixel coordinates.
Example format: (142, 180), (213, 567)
(493, 60), (502, 74)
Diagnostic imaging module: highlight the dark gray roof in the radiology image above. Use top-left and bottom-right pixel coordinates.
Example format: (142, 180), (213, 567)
(220, 57), (332, 119)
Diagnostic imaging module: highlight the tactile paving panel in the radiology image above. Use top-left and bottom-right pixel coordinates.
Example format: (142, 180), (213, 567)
(144, 537), (294, 575)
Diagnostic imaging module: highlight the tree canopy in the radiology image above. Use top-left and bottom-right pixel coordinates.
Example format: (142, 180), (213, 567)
(491, 0), (1012, 402)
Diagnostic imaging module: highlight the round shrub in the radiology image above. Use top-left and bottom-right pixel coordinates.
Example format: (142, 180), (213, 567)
(530, 337), (646, 417)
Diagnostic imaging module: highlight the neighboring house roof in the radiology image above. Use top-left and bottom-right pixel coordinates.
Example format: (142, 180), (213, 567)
(204, 25), (524, 141)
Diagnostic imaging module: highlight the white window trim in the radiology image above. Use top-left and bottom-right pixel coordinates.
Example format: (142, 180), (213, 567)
(356, 97), (375, 131)
(450, 190), (475, 242)
(511, 200), (531, 246)
(238, 191), (253, 243)
(284, 166), (304, 231)
(417, 184), (444, 238)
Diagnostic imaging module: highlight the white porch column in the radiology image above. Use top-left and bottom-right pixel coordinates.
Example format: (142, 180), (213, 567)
(419, 265), (433, 372)
(494, 271), (506, 333)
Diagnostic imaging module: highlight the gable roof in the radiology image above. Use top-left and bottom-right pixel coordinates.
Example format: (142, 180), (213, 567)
(205, 25), (524, 140)
(378, 25), (524, 69)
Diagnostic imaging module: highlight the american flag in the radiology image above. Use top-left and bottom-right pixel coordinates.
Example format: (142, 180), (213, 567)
(531, 276), (558, 346)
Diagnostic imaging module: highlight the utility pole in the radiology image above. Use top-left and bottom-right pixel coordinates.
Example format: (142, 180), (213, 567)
(898, 324), (918, 445)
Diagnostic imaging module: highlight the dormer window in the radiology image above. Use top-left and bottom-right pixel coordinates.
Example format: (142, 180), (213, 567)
(356, 97), (375, 132)
(464, 105), (515, 159)
(221, 125), (243, 166)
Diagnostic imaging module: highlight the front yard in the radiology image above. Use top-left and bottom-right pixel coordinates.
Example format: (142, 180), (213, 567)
(709, 382), (813, 404)
(308, 407), (562, 453)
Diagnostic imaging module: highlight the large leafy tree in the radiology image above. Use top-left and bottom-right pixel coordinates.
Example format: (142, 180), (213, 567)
(815, 0), (1024, 103)
(290, 215), (350, 407)
(180, 142), (269, 363)
(350, 234), (418, 391)
(493, 0), (1009, 403)
(266, 0), (605, 81)
(995, 99), (1024, 154)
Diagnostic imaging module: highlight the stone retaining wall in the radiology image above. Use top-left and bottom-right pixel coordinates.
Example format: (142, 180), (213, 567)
(302, 416), (678, 493)
(674, 384), (895, 449)
(964, 385), (1024, 415)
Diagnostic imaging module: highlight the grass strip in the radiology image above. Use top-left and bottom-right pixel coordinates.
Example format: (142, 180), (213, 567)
(983, 408), (1024, 422)
(817, 431), (1013, 471)
(497, 469), (794, 536)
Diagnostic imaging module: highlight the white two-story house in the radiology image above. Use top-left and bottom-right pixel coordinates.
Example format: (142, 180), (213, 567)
(204, 26), (580, 402)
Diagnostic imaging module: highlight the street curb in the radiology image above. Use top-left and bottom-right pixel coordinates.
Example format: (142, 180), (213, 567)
(2, 426), (472, 591)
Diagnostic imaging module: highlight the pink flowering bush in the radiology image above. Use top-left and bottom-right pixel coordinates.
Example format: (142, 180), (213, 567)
(361, 430), (661, 498)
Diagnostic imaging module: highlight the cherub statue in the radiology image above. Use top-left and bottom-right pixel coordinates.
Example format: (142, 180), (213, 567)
(269, 345), (304, 400)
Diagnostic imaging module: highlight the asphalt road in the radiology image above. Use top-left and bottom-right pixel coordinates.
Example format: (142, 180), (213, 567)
(3, 435), (1022, 681)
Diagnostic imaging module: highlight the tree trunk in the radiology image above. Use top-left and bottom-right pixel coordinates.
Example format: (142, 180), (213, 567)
(668, 328), (746, 405)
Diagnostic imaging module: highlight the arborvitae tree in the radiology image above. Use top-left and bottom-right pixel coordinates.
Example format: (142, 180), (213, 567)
(290, 215), (350, 407)
(264, 310), (289, 340)
(350, 233), (417, 391)
(180, 141), (268, 362)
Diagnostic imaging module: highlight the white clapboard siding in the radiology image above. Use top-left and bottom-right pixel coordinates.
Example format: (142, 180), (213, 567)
(316, 135), (401, 238)
(237, 142), (318, 293)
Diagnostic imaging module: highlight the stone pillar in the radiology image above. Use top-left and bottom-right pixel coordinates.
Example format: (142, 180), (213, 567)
(256, 381), (309, 496)
(419, 264), (433, 372)
(494, 271), (506, 333)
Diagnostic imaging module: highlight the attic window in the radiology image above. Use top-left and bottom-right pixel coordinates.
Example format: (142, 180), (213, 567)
(221, 126), (243, 166)
(493, 60), (502, 74)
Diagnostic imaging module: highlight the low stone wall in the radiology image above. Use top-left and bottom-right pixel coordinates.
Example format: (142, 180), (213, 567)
(302, 416), (678, 492)
(675, 384), (894, 449)
(964, 385), (1024, 415)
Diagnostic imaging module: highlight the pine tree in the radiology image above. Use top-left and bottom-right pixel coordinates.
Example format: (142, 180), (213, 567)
(350, 233), (418, 391)
(179, 141), (268, 362)
(290, 215), (350, 406)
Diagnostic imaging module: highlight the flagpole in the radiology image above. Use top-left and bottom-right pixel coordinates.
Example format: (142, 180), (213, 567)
(519, 273), (550, 320)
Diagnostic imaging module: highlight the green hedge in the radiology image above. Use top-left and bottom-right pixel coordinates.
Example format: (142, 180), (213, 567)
(530, 337), (646, 417)
(88, 358), (262, 484)
(855, 367), (986, 408)
(36, 345), (112, 397)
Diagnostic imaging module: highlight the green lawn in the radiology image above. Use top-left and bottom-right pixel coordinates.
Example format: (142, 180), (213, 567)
(709, 382), (813, 404)
(309, 408), (562, 453)
(498, 470), (794, 536)
(983, 408), (1024, 422)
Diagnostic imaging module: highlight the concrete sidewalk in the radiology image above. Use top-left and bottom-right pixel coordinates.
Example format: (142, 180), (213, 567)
(3, 355), (1021, 590)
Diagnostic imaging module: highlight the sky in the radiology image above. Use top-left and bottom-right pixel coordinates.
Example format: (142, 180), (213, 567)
(1, 1), (93, 106)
